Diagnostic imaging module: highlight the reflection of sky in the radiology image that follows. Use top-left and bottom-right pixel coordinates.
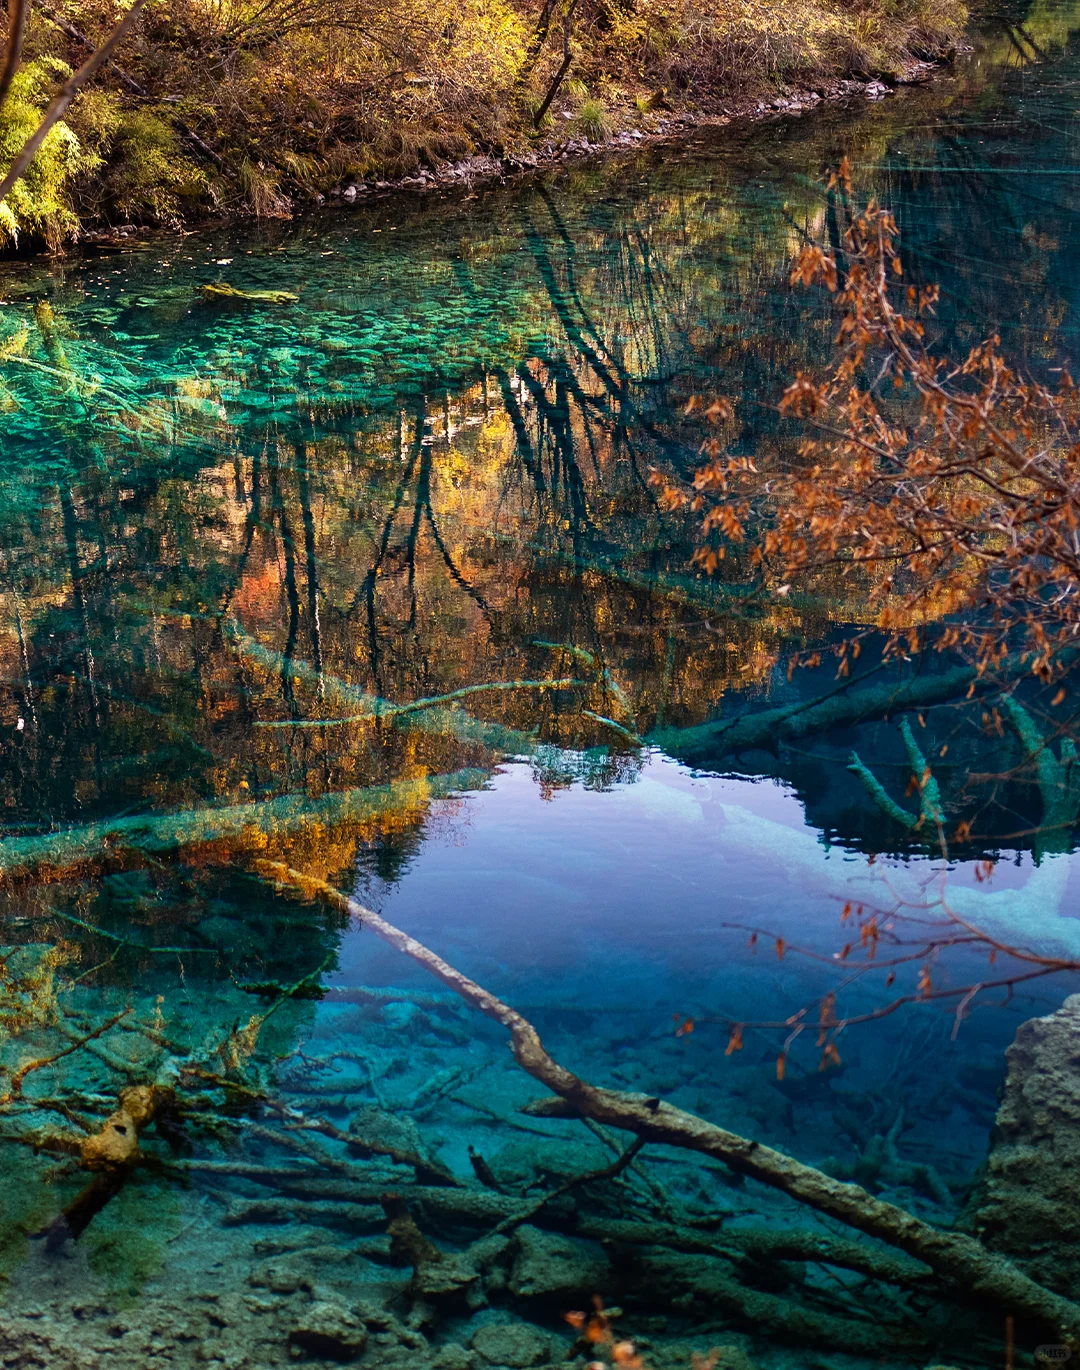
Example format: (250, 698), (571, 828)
(334, 755), (1080, 1040)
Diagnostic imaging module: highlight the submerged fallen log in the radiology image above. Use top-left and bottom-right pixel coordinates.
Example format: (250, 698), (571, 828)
(651, 647), (1080, 767)
(650, 660), (990, 766)
(255, 859), (1080, 1346)
(209, 1167), (933, 1292)
(200, 283), (299, 304)
(0, 769), (488, 884)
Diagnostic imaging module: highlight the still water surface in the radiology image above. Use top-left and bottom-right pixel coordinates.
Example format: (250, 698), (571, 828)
(2, 9), (1080, 1366)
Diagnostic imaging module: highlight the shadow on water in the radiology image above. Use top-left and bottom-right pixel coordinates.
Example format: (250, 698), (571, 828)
(4, 4), (1080, 1365)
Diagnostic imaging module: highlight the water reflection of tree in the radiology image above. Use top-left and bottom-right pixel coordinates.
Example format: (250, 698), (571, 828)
(8, 83), (1080, 1356)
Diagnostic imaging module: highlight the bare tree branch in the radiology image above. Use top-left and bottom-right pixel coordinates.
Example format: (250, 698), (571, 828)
(0, 0), (28, 115)
(253, 858), (1080, 1348)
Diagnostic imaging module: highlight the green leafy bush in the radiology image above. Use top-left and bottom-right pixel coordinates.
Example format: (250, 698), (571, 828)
(0, 58), (97, 248)
(71, 96), (208, 226)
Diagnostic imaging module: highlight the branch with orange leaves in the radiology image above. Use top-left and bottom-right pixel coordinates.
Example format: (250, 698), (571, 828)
(674, 865), (1080, 1086)
(660, 160), (1080, 683)
(252, 857), (1080, 1347)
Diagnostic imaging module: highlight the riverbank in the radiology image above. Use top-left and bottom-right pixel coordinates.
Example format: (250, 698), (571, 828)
(4, 0), (965, 248)
(75, 57), (946, 247)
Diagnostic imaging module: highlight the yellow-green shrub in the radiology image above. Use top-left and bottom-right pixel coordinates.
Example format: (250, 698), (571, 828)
(0, 57), (97, 248)
(70, 94), (208, 226)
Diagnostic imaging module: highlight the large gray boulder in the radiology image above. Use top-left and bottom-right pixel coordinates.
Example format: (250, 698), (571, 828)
(966, 993), (1080, 1296)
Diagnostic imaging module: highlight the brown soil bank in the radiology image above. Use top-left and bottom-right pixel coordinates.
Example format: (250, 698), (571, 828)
(1, 0), (965, 247)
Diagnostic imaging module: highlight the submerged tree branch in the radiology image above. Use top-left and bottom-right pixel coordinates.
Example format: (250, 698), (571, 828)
(253, 859), (1080, 1346)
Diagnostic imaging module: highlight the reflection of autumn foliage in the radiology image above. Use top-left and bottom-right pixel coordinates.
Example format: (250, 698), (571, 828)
(656, 173), (1080, 1058)
(667, 160), (1080, 681)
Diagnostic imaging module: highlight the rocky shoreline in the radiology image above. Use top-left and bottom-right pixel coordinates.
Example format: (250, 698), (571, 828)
(80, 57), (950, 246)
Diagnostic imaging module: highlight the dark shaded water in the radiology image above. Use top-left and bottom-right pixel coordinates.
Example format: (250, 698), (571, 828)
(2, 8), (1080, 1368)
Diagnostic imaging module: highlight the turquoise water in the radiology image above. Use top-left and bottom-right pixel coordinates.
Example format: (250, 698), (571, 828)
(2, 9), (1080, 1368)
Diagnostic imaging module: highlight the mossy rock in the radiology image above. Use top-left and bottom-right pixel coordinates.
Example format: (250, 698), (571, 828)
(200, 283), (299, 305)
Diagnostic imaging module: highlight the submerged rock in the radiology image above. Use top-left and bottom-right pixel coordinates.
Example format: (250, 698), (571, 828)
(349, 1105), (428, 1161)
(490, 1137), (608, 1187)
(697, 1351), (758, 1370)
(966, 993), (1080, 1295)
(249, 1257), (315, 1294)
(196, 914), (262, 957)
(432, 1342), (476, 1370)
(508, 1225), (610, 1300)
(288, 1301), (369, 1360)
(471, 1320), (550, 1366)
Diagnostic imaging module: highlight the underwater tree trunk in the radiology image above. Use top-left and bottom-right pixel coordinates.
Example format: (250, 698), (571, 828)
(650, 653), (1052, 767)
(256, 859), (1080, 1347)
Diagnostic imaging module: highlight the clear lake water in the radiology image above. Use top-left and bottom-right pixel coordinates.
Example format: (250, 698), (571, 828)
(2, 8), (1080, 1365)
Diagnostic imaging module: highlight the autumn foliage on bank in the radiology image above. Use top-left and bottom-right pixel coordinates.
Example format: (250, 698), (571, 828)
(0, 0), (964, 243)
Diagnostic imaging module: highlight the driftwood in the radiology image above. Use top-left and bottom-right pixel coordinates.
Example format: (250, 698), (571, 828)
(201, 283), (299, 304)
(255, 859), (1080, 1346)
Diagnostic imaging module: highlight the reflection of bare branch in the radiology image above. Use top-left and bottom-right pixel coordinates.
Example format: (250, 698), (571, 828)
(254, 676), (587, 727)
